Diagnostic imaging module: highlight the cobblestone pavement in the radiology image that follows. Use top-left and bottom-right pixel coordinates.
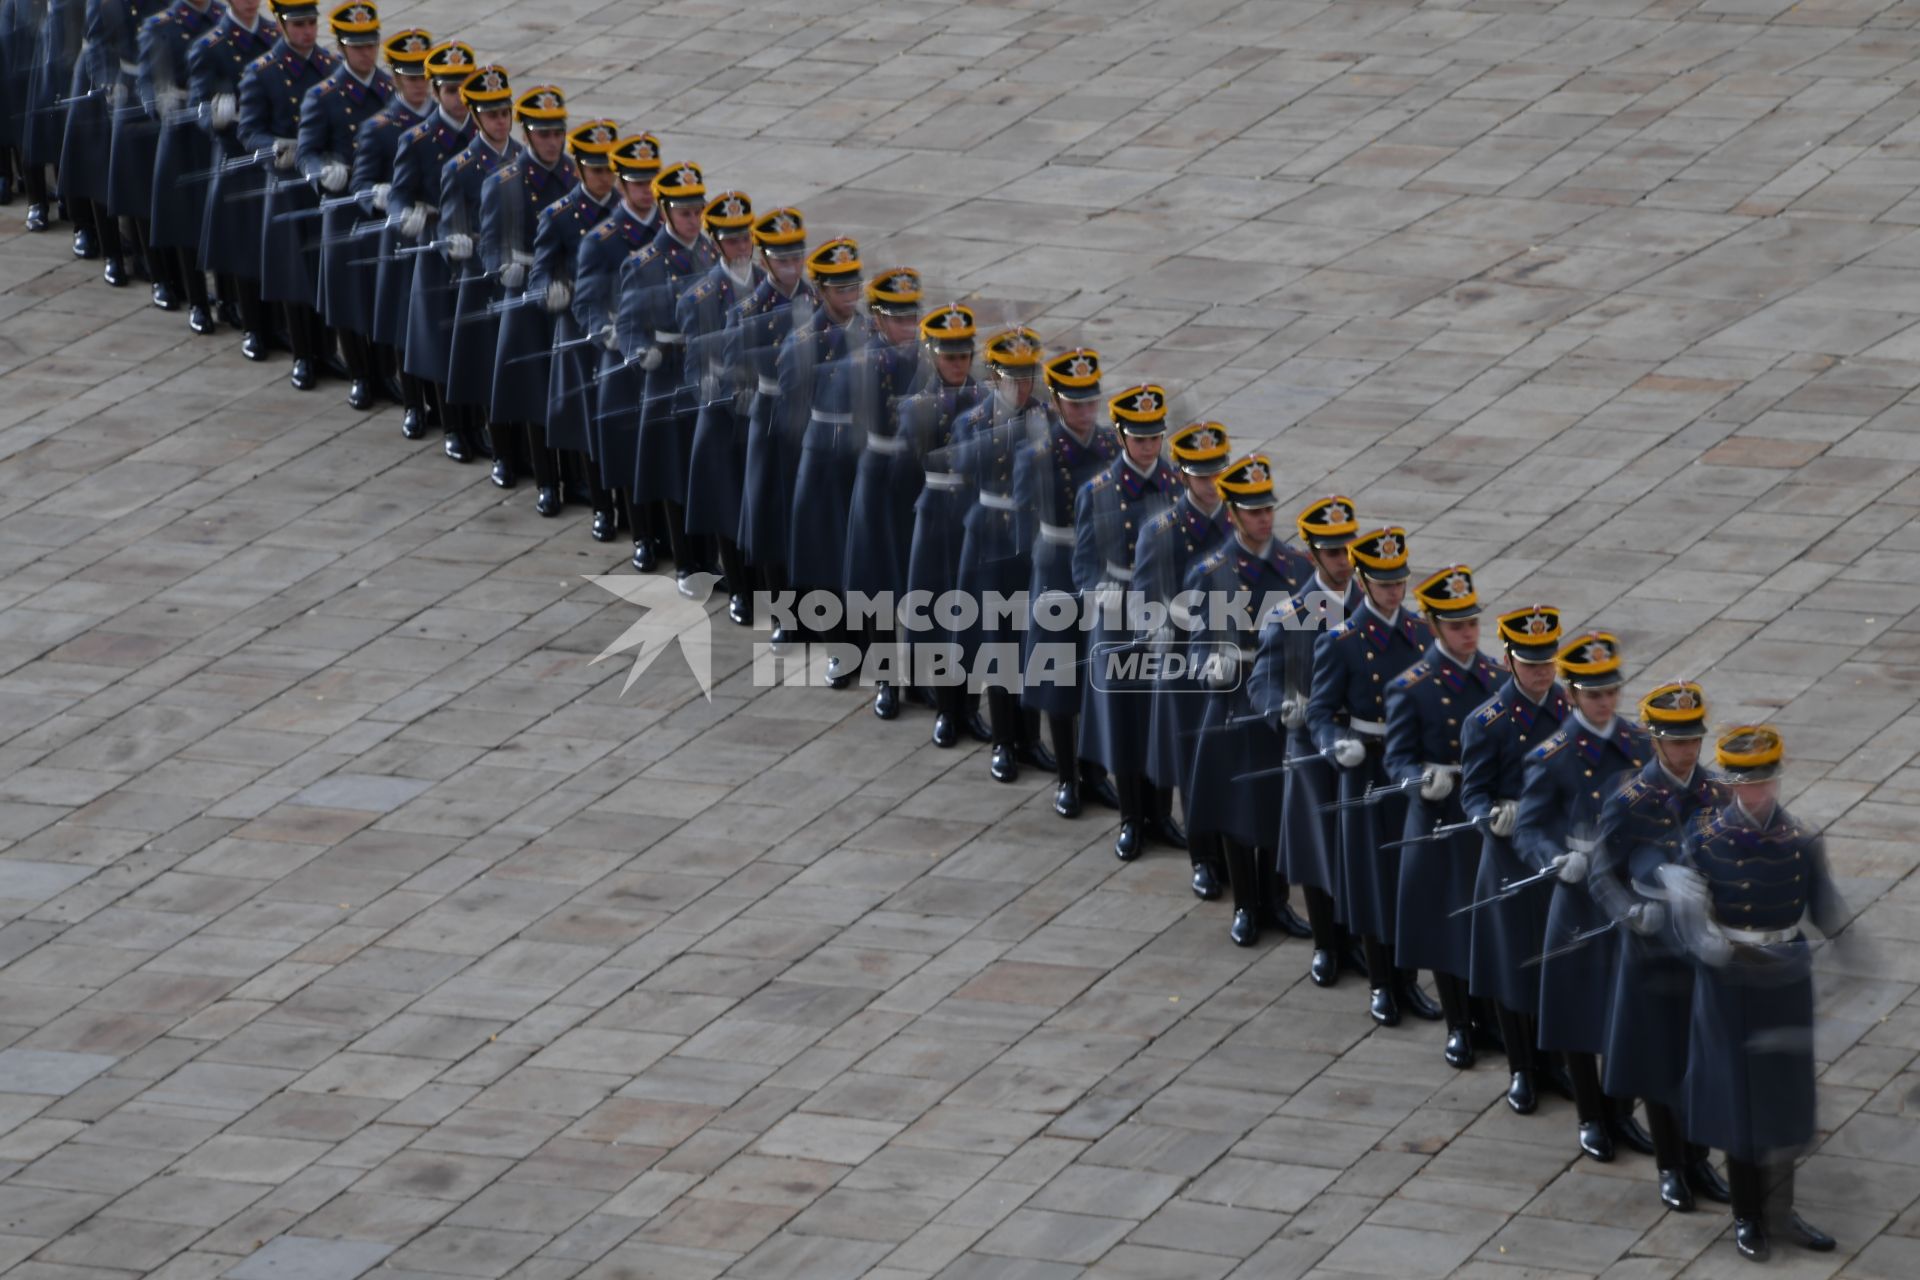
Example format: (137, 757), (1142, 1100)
(6, 2), (1920, 1277)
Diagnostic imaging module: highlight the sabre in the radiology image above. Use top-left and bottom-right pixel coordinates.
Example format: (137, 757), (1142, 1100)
(486, 291), (544, 317)
(43, 88), (106, 111)
(1231, 752), (1324, 782)
(1385, 814), (1489, 852)
(1446, 863), (1560, 918)
(1521, 920), (1617, 968)
(317, 217), (385, 248)
(506, 331), (597, 365)
(181, 149), (271, 182)
(272, 191), (366, 222)
(1320, 775), (1422, 813)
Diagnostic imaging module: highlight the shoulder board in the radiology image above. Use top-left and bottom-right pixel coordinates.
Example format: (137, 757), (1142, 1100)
(590, 221), (616, 239)
(1527, 729), (1570, 763)
(635, 243), (661, 265)
(1388, 660), (1431, 693)
(1471, 697), (1507, 728)
(1617, 776), (1651, 803)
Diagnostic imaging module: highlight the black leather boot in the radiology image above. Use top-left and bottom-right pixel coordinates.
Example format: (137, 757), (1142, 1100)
(1225, 840), (1260, 947)
(1506, 1070), (1537, 1115)
(873, 681), (899, 721)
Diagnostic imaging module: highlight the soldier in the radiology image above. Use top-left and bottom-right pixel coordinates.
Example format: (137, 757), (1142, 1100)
(436, 64), (517, 463)
(577, 132), (660, 560)
(773, 237), (867, 647)
(894, 303), (988, 732)
(297, 1), (388, 405)
(241, 0), (336, 389)
(1187, 455), (1309, 945)
(483, 85), (575, 507)
(140, 0), (228, 332)
(527, 119), (618, 525)
(734, 206), (814, 626)
(1017, 351), (1120, 816)
(353, 27), (433, 411)
(1460, 605), (1569, 1114)
(28, 0), (84, 244)
(60, 0), (123, 277)
(830, 267), (930, 710)
(681, 191), (764, 618)
(1075, 389), (1178, 853)
(1136, 422), (1232, 892)
(1676, 725), (1842, 1262)
(1, 0), (40, 217)
(1252, 497), (1363, 982)
(1308, 526), (1439, 1024)
(621, 160), (719, 584)
(96, 0), (175, 298)
(1514, 631), (1655, 1164)
(951, 327), (1046, 778)
(1385, 565), (1501, 1067)
(1590, 682), (1731, 1211)
(786, 259), (896, 662)
(389, 41), (475, 441)
(190, 0), (277, 358)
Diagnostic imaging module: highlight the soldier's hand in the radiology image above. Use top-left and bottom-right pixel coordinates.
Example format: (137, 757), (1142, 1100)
(1204, 646), (1240, 691)
(1279, 698), (1306, 730)
(1330, 738), (1365, 769)
(444, 233), (474, 261)
(1419, 767), (1454, 802)
(543, 279), (571, 313)
(500, 251), (531, 291)
(1488, 800), (1518, 838)
(639, 345), (664, 373)
(1657, 862), (1708, 908)
(210, 92), (236, 129)
(397, 204), (428, 239)
(272, 137), (297, 170)
(319, 160), (348, 193)
(110, 80), (130, 109)
(1697, 922), (1733, 968)
(598, 323), (618, 352)
(1553, 849), (1588, 883)
(1627, 901), (1666, 936)
(157, 86), (185, 117)
(370, 181), (391, 212)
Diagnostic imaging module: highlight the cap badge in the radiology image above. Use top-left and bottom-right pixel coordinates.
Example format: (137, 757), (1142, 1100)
(1524, 612), (1550, 635)
(1377, 534), (1401, 560)
(1246, 462), (1268, 485)
(1444, 571), (1469, 598)
(1136, 390), (1159, 414)
(1672, 688), (1697, 710)
(1192, 429), (1217, 450)
(1584, 640), (1612, 665)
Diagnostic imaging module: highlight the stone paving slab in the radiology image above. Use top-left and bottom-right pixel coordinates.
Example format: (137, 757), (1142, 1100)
(7, 0), (1920, 1277)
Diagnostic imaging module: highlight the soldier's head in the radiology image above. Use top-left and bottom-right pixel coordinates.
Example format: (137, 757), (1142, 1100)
(1110, 386), (1167, 470)
(1415, 565), (1482, 664)
(1169, 422), (1229, 507)
(920, 305), (975, 387)
(704, 192), (754, 265)
(271, 0), (321, 53)
(1044, 348), (1102, 434)
(753, 208), (806, 290)
(655, 163), (706, 241)
(1497, 605), (1559, 699)
(866, 269), (923, 346)
(611, 135), (661, 216)
(1716, 725), (1782, 816)
(1217, 455), (1277, 547)
(383, 29), (433, 108)
(1296, 496), (1356, 592)
(807, 239), (863, 322)
(423, 42), (476, 119)
(231, 0), (261, 24)
(567, 120), (618, 199)
(330, 3), (380, 75)
(515, 87), (567, 165)
(462, 67), (514, 145)
(1556, 631), (1623, 725)
(1348, 527), (1410, 615)
(1641, 681), (1707, 777)
(984, 329), (1042, 408)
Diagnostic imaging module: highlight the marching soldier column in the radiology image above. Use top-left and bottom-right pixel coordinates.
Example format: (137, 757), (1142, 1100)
(16, 9), (1862, 1258)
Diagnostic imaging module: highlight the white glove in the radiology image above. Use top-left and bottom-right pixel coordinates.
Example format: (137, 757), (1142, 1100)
(210, 92), (236, 129)
(444, 232), (474, 261)
(1279, 698), (1305, 731)
(1419, 768), (1454, 802)
(1488, 800), (1518, 839)
(544, 279), (572, 313)
(639, 345), (664, 372)
(500, 251), (531, 291)
(599, 323), (619, 352)
(1205, 646), (1240, 691)
(1657, 862), (1709, 909)
(1330, 738), (1364, 769)
(111, 80), (130, 109)
(272, 137), (296, 170)
(370, 181), (391, 212)
(319, 160), (348, 193)
(1627, 901), (1666, 937)
(1697, 922), (1733, 968)
(1553, 849), (1589, 884)
(157, 86), (185, 117)
(398, 203), (428, 239)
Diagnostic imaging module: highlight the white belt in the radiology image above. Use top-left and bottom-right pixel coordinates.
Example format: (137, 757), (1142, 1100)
(1349, 716), (1385, 736)
(978, 491), (1016, 512)
(1721, 924), (1801, 946)
(811, 409), (852, 425)
(1104, 561), (1134, 582)
(923, 471), (964, 491)
(653, 330), (684, 345)
(866, 433), (907, 455)
(120, 60), (141, 79)
(757, 376), (779, 395)
(1633, 881), (1668, 901)
(1038, 522), (1073, 546)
